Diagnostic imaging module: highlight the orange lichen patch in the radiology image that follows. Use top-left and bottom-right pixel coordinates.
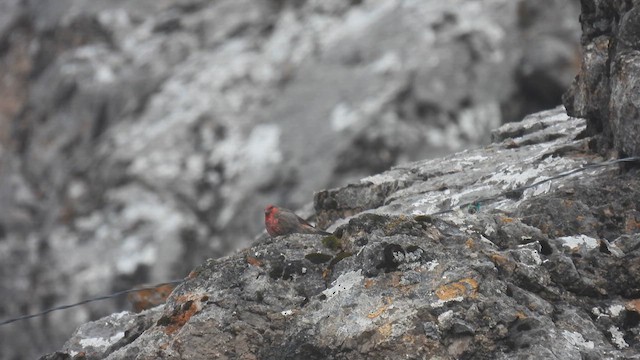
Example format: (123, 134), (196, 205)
(490, 253), (508, 265)
(246, 256), (263, 267)
(465, 238), (475, 249)
(435, 278), (478, 301)
(625, 218), (640, 233)
(186, 270), (198, 280)
(626, 299), (640, 313)
(500, 216), (515, 223)
(368, 297), (393, 319)
(490, 253), (516, 272)
(164, 302), (200, 335)
(322, 268), (331, 280)
(378, 322), (392, 337)
(364, 278), (375, 289)
(157, 293), (206, 335)
(515, 311), (527, 320)
(128, 284), (176, 312)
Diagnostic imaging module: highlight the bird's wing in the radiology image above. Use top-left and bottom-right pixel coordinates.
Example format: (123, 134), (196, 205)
(296, 214), (314, 227)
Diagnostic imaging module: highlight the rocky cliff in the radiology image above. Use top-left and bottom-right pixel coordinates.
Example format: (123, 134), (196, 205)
(34, 0), (640, 358)
(42, 0), (640, 346)
(43, 107), (640, 359)
(0, 1), (582, 358)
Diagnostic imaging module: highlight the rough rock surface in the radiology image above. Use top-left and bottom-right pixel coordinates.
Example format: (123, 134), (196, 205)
(43, 107), (640, 359)
(563, 0), (640, 157)
(0, 1), (581, 358)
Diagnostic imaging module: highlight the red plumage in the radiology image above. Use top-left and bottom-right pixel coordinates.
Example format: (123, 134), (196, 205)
(264, 205), (330, 237)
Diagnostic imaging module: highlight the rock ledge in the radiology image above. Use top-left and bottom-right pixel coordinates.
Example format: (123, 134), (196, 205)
(45, 107), (640, 359)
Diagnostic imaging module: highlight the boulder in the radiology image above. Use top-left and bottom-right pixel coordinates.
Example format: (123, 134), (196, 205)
(42, 107), (640, 359)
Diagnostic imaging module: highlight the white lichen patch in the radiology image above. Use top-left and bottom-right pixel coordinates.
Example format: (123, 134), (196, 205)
(437, 310), (454, 324)
(448, 185), (495, 208)
(484, 224), (496, 236)
(526, 177), (553, 197)
(424, 260), (439, 272)
(410, 190), (447, 210)
(457, 154), (489, 167)
(78, 332), (125, 349)
(513, 248), (543, 266)
(410, 203), (440, 215)
(499, 167), (544, 191)
(322, 270), (363, 300)
(558, 235), (599, 251)
(562, 330), (594, 350)
(608, 304), (625, 317)
(609, 326), (629, 349)
(487, 156), (579, 199)
(111, 311), (130, 321)
(430, 296), (464, 308)
(362, 172), (406, 186)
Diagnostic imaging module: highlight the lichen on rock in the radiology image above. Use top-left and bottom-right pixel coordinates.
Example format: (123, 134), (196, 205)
(43, 106), (640, 359)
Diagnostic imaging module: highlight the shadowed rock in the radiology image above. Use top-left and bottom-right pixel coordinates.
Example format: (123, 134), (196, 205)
(564, 0), (640, 157)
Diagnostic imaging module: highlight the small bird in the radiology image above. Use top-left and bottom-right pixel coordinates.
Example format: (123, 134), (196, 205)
(264, 205), (331, 237)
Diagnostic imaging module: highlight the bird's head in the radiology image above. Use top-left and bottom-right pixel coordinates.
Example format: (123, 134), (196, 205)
(265, 204), (277, 217)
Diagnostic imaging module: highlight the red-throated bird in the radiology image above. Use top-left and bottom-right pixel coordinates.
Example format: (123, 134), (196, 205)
(264, 205), (331, 237)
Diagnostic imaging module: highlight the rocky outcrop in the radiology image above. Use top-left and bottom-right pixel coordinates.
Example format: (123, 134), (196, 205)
(42, 107), (640, 359)
(563, 0), (640, 157)
(0, 1), (581, 358)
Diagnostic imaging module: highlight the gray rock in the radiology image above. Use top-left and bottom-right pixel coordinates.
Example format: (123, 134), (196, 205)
(0, 0), (582, 358)
(564, 0), (640, 157)
(43, 107), (640, 358)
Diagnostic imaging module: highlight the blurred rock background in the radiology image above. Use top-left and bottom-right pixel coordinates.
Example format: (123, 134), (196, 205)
(0, 0), (579, 358)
